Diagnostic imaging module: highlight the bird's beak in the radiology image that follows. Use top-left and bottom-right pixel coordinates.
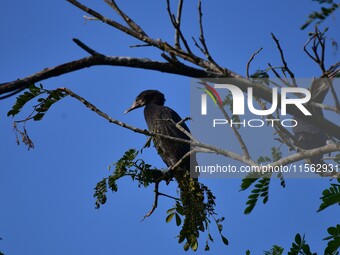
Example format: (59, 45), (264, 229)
(124, 100), (143, 114)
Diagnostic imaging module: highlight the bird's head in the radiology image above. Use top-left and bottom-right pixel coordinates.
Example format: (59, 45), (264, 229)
(124, 90), (165, 113)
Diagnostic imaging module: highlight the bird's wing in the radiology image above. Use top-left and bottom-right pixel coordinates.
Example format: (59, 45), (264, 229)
(146, 105), (192, 169)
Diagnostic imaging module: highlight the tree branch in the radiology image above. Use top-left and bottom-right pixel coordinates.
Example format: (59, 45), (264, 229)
(271, 33), (297, 87)
(103, 0), (148, 37)
(72, 38), (102, 56)
(0, 55), (217, 98)
(246, 47), (263, 79)
(57, 87), (340, 174)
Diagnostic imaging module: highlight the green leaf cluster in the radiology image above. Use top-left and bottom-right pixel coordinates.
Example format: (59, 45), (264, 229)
(323, 224), (340, 254)
(241, 147), (285, 214)
(301, 1), (339, 29)
(7, 84), (67, 121)
(264, 245), (284, 255)
(94, 149), (157, 209)
(244, 177), (270, 214)
(288, 234), (316, 255)
(318, 178), (340, 212)
(173, 178), (228, 251)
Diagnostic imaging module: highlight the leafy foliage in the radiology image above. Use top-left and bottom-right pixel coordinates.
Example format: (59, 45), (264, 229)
(241, 147), (285, 214)
(323, 224), (340, 254)
(171, 173), (228, 251)
(244, 177), (270, 214)
(94, 149), (227, 252)
(264, 245), (284, 255)
(301, 1), (339, 29)
(288, 234), (316, 255)
(7, 84), (67, 120)
(94, 149), (155, 209)
(318, 178), (340, 212)
(7, 84), (67, 149)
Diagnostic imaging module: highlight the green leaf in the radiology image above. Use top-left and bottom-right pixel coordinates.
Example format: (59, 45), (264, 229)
(175, 213), (182, 226)
(221, 235), (229, 245)
(317, 181), (340, 212)
(328, 227), (338, 236)
(190, 240), (198, 251)
(183, 242), (190, 251)
(166, 212), (175, 223)
(33, 113), (45, 121)
(295, 234), (302, 245)
(166, 208), (175, 214)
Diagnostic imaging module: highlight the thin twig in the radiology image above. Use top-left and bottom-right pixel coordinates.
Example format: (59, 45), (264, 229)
(169, 149), (197, 171)
(166, 0), (192, 54)
(246, 47), (263, 79)
(104, 0), (148, 37)
(67, 0), (228, 75)
(72, 38), (102, 56)
(169, 117), (197, 142)
(83, 15), (99, 21)
(174, 0), (184, 49)
(271, 33), (297, 87)
(304, 37), (318, 62)
(142, 181), (159, 220)
(304, 27), (328, 74)
(267, 63), (293, 87)
(130, 44), (152, 48)
(196, 0), (224, 74)
(310, 102), (340, 114)
(142, 182), (180, 220)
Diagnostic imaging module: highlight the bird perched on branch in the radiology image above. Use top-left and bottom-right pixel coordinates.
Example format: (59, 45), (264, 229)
(125, 90), (205, 245)
(292, 79), (329, 170)
(125, 89), (197, 175)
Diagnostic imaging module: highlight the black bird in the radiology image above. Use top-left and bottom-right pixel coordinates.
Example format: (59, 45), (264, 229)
(125, 90), (196, 174)
(125, 90), (205, 245)
(292, 79), (329, 168)
(293, 117), (328, 165)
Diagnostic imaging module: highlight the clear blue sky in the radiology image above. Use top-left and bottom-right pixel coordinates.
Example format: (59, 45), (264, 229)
(0, 1), (339, 254)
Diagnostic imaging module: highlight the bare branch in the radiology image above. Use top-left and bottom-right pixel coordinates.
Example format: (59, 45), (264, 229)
(269, 143), (340, 169)
(169, 149), (197, 171)
(72, 38), (102, 56)
(166, 0), (192, 54)
(56, 87), (258, 165)
(169, 117), (197, 142)
(311, 102), (340, 114)
(0, 55), (217, 97)
(271, 33), (297, 87)
(142, 182), (159, 220)
(304, 27), (328, 74)
(104, 0), (148, 37)
(195, 0), (224, 73)
(174, 0), (184, 49)
(267, 63), (288, 86)
(68, 0), (142, 41)
(67, 0), (235, 75)
(246, 47), (263, 79)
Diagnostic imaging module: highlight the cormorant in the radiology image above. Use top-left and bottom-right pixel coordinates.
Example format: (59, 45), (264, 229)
(293, 117), (327, 165)
(125, 90), (196, 174)
(125, 90), (205, 246)
(292, 79), (329, 168)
